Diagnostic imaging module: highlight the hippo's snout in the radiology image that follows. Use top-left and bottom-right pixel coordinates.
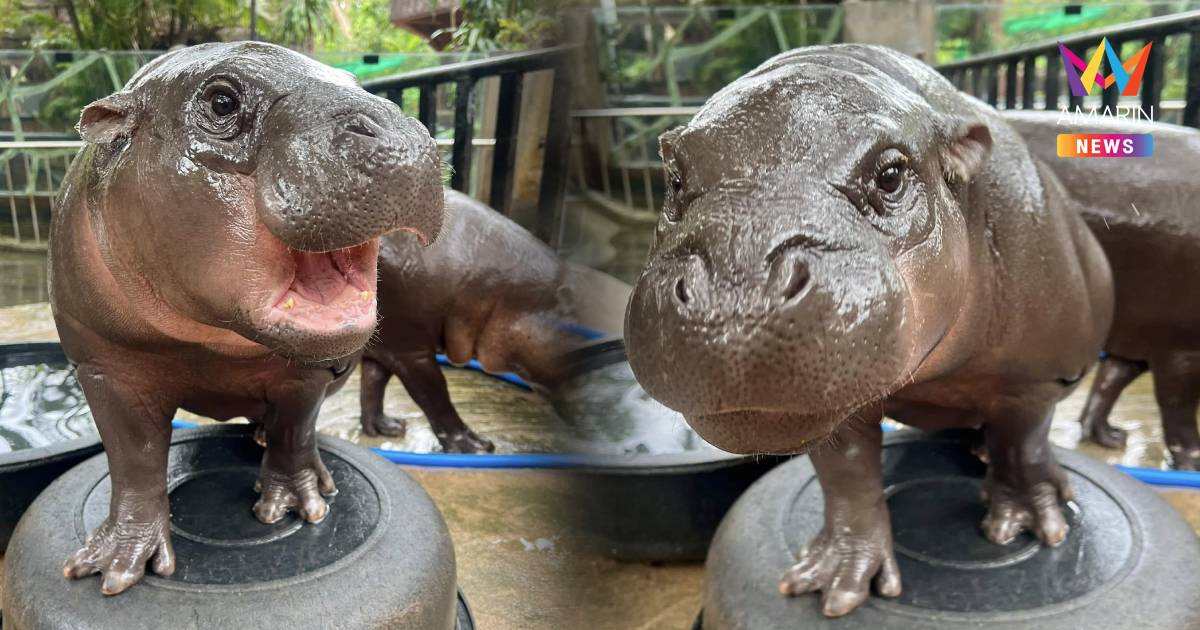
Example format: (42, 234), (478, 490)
(625, 219), (917, 454)
(255, 95), (443, 253)
(671, 237), (814, 314)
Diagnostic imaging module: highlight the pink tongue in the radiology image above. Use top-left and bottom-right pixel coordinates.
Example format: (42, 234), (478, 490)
(292, 252), (347, 304)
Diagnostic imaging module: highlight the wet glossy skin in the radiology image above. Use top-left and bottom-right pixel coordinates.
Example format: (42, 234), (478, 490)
(361, 190), (582, 453)
(48, 42), (443, 595)
(1007, 111), (1200, 469)
(624, 45), (1113, 617)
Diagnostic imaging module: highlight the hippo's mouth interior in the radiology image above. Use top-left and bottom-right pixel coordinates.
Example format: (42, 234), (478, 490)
(268, 240), (379, 331)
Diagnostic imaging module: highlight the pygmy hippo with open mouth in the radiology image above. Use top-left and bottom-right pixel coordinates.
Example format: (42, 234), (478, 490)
(48, 42), (443, 594)
(624, 45), (1113, 616)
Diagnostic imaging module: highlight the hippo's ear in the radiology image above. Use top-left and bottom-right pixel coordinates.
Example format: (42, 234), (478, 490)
(77, 92), (137, 144)
(941, 122), (992, 184)
(658, 127), (683, 161)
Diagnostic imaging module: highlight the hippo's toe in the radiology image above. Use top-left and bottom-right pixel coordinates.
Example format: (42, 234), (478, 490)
(438, 429), (496, 454)
(779, 506), (901, 617)
(253, 456), (338, 524)
(1085, 420), (1128, 449)
(1169, 445), (1200, 471)
(63, 514), (175, 595)
(980, 474), (1073, 546)
(363, 413), (408, 438)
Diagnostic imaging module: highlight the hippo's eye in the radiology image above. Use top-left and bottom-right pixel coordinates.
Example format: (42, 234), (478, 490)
(209, 91), (239, 117)
(876, 164), (905, 195)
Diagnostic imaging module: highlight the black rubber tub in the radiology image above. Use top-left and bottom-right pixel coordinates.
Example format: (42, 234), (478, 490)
(699, 430), (1200, 629)
(557, 339), (789, 562)
(0, 342), (101, 552)
(3, 424), (465, 630)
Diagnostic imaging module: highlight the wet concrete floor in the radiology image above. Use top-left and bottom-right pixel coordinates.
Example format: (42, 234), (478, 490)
(0, 250), (48, 310)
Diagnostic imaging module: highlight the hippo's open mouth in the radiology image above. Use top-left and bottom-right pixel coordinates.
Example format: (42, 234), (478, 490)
(265, 240), (380, 332)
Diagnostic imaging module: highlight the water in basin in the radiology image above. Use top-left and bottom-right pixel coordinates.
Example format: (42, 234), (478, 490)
(0, 361), (95, 454)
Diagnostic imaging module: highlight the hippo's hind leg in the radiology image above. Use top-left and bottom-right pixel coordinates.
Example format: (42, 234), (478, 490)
(780, 413), (901, 618)
(1151, 352), (1200, 471)
(64, 366), (176, 595)
(390, 350), (495, 454)
(980, 399), (1073, 547)
(359, 356), (408, 438)
(254, 381), (337, 524)
(1078, 355), (1147, 448)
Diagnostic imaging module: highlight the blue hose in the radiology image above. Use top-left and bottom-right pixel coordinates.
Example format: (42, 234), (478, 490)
(1115, 464), (1200, 489)
(434, 354), (530, 390)
(369, 449), (587, 469)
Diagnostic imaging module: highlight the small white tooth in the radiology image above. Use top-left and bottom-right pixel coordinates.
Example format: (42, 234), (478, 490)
(360, 291), (372, 301)
(283, 297), (295, 310)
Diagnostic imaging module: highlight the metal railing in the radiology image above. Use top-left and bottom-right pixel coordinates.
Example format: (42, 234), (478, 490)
(571, 107), (696, 219)
(936, 10), (1200, 126)
(0, 47), (578, 250)
(363, 46), (575, 247)
(0, 142), (78, 247)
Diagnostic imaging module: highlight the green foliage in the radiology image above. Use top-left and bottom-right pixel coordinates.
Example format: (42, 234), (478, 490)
(311, 0), (431, 53)
(259, 0), (332, 50)
(0, 1), (76, 48)
(61, 0), (245, 49)
(447, 0), (563, 52)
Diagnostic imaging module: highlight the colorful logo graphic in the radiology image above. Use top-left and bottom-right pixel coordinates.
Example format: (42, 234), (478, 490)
(1056, 133), (1153, 158)
(1058, 38), (1153, 97)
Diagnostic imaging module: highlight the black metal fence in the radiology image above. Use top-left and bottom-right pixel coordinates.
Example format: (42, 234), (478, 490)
(363, 47), (575, 247)
(936, 10), (1200, 127)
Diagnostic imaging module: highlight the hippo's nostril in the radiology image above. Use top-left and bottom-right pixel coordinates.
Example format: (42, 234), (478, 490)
(779, 258), (810, 301)
(343, 115), (378, 139)
(674, 277), (690, 305)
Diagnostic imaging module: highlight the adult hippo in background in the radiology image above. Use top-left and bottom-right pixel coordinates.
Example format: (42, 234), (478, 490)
(624, 45), (1113, 617)
(361, 190), (627, 453)
(1007, 111), (1200, 469)
(49, 42), (443, 594)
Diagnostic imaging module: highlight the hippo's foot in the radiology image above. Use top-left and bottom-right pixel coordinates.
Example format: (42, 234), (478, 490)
(981, 463), (1073, 546)
(1168, 445), (1200, 471)
(254, 454), (337, 524)
(778, 510), (901, 617)
(362, 413), (408, 438)
(438, 429), (496, 454)
(1084, 420), (1126, 449)
(64, 511), (175, 595)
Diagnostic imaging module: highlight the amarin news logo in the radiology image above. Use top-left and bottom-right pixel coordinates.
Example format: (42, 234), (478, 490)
(1058, 37), (1153, 97)
(1055, 37), (1155, 157)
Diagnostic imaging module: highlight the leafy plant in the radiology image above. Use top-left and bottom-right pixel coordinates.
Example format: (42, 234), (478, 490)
(444, 0), (563, 52)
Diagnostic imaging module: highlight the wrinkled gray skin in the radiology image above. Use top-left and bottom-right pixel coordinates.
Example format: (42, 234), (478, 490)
(1007, 111), (1200, 469)
(361, 190), (585, 453)
(49, 42), (443, 595)
(625, 45), (1113, 617)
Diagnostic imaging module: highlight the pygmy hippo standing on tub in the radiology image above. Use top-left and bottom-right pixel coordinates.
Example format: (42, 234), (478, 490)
(624, 45), (1113, 616)
(360, 190), (603, 453)
(1007, 111), (1200, 469)
(49, 42), (444, 594)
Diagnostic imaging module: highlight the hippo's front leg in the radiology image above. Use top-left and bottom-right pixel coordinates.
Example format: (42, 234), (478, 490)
(980, 401), (1073, 546)
(254, 380), (337, 524)
(780, 413), (901, 617)
(64, 365), (176, 595)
